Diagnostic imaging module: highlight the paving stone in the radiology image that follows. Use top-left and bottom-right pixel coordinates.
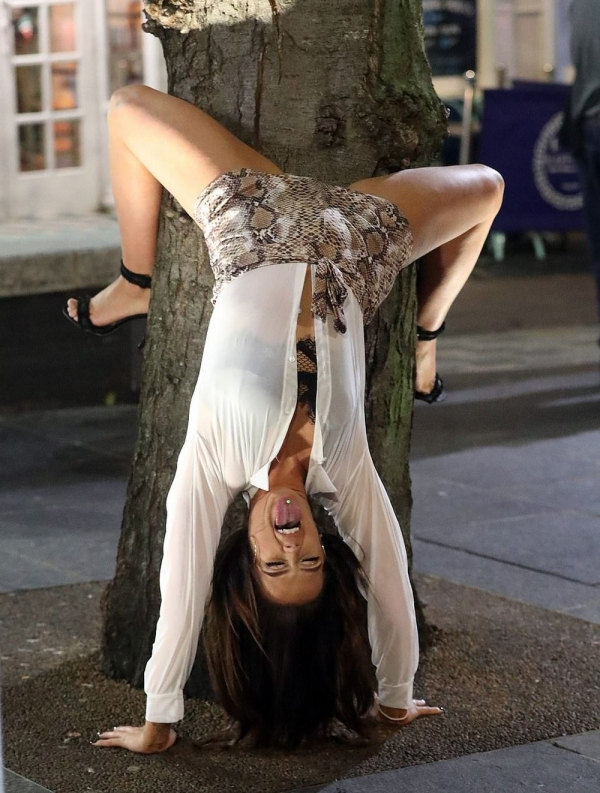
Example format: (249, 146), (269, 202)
(300, 740), (600, 793)
(0, 521), (119, 590)
(553, 730), (600, 762)
(0, 425), (130, 489)
(412, 539), (600, 621)
(0, 480), (126, 519)
(412, 373), (600, 461)
(438, 327), (600, 375)
(0, 555), (85, 592)
(414, 510), (600, 586)
(432, 369), (600, 404)
(443, 269), (597, 333)
(411, 475), (550, 534)
(411, 437), (600, 490)
(560, 602), (600, 624)
(1, 405), (138, 463)
(500, 476), (600, 517)
(3, 769), (52, 793)
(0, 504), (122, 539)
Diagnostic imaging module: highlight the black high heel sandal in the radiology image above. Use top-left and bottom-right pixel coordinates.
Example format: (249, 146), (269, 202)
(62, 261), (152, 337)
(414, 321), (446, 404)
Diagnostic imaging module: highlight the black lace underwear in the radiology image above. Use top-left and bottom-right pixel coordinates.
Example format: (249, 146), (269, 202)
(296, 336), (317, 424)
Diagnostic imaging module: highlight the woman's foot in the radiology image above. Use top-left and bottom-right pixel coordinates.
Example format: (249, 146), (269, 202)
(414, 322), (446, 403)
(66, 273), (151, 329)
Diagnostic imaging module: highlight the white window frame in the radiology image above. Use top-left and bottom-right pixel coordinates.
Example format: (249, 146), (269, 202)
(0, 0), (103, 219)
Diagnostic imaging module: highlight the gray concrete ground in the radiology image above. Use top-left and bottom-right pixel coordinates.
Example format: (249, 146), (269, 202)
(412, 322), (600, 625)
(293, 732), (600, 793)
(1, 263), (600, 790)
(4, 770), (51, 793)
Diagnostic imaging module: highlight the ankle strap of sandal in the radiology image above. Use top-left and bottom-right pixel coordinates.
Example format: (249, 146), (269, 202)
(120, 260), (152, 289)
(416, 321), (446, 341)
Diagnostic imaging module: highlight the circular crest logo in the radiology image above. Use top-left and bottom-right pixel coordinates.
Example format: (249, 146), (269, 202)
(532, 113), (583, 211)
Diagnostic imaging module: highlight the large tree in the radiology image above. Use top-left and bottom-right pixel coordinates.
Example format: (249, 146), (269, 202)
(100, 0), (446, 697)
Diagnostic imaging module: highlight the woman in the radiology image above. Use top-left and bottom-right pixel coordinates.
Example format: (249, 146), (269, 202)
(71, 86), (503, 753)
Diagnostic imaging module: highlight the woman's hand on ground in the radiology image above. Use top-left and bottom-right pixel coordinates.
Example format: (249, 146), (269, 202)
(375, 698), (443, 727)
(92, 721), (177, 753)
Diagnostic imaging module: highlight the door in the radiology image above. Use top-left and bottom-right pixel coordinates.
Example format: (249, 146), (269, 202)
(0, 0), (102, 219)
(513, 0), (555, 80)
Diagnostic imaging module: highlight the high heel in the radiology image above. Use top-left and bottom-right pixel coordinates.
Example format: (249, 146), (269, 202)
(414, 321), (446, 404)
(62, 261), (152, 337)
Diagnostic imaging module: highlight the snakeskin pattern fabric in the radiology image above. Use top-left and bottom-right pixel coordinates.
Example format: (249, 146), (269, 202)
(193, 168), (413, 333)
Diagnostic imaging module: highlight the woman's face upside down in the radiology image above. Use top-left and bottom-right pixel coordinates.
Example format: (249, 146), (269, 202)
(248, 487), (325, 605)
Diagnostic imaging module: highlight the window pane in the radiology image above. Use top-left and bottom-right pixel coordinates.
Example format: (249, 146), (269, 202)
(12, 7), (40, 55)
(54, 119), (81, 167)
(15, 65), (42, 113)
(19, 123), (46, 171)
(52, 61), (78, 110)
(50, 4), (76, 52)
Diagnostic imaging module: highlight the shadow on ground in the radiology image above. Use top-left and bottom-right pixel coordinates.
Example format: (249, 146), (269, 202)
(2, 576), (599, 793)
(412, 364), (600, 460)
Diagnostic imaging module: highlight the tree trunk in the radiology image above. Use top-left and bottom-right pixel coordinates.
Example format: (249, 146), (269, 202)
(100, 0), (446, 696)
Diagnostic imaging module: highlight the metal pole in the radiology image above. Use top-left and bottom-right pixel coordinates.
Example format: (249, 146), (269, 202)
(459, 70), (476, 166)
(496, 63), (508, 89)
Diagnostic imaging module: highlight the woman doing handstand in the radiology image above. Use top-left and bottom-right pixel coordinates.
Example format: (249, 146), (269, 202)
(65, 86), (503, 752)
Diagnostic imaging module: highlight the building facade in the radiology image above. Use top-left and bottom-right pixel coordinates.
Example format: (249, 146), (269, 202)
(0, 0), (575, 221)
(0, 0), (166, 221)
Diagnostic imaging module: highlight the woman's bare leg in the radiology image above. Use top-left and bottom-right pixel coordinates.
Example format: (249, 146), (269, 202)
(350, 165), (504, 393)
(67, 85), (281, 326)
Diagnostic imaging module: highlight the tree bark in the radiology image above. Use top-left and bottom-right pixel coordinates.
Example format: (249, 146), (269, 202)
(100, 0), (446, 696)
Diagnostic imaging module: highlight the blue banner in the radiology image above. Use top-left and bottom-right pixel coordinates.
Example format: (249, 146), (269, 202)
(423, 0), (477, 77)
(479, 86), (585, 232)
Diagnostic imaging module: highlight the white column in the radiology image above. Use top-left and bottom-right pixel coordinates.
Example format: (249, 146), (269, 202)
(142, 28), (167, 92)
(554, 0), (573, 83)
(478, 0), (499, 89)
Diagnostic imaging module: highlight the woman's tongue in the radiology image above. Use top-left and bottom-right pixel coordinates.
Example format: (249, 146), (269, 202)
(274, 496), (301, 529)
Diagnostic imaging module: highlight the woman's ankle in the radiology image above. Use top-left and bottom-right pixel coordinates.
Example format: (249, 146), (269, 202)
(117, 274), (152, 295)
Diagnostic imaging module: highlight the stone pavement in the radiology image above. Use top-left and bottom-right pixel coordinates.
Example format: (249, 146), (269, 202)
(292, 732), (600, 792)
(4, 769), (51, 792)
(411, 322), (600, 625)
(0, 406), (132, 593)
(1, 266), (600, 790)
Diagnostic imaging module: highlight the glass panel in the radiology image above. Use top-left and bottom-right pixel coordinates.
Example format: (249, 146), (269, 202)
(107, 0), (143, 93)
(11, 7), (40, 55)
(54, 119), (80, 167)
(19, 123), (46, 171)
(50, 4), (76, 52)
(15, 65), (42, 113)
(52, 61), (78, 110)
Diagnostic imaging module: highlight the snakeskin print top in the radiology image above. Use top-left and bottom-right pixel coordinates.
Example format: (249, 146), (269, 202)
(193, 169), (413, 333)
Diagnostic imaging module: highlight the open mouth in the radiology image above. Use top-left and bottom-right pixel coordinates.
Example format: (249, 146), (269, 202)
(274, 521), (301, 534)
(273, 496), (301, 534)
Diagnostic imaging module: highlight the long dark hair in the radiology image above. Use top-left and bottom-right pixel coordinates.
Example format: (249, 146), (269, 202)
(203, 529), (375, 749)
